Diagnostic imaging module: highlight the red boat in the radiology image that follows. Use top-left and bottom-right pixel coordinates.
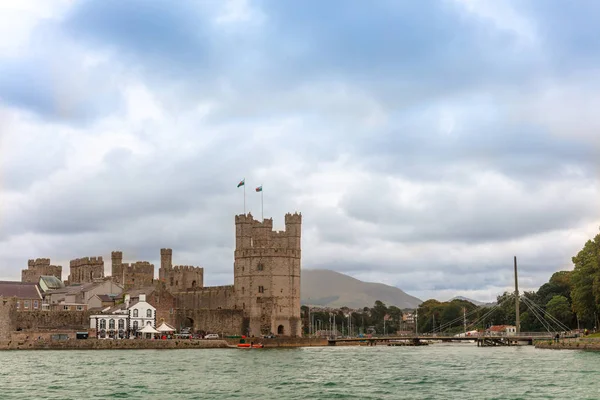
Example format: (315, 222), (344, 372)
(237, 343), (264, 348)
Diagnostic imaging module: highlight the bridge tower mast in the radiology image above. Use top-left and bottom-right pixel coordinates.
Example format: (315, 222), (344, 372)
(514, 256), (520, 334)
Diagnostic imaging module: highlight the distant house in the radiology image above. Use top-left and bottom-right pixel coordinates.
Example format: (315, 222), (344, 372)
(0, 281), (43, 311)
(89, 294), (157, 339)
(44, 279), (123, 310)
(88, 294), (117, 309)
(486, 325), (517, 336)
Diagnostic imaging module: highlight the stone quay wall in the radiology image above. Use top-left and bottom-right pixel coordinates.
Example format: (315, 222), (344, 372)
(535, 338), (600, 351)
(0, 338), (231, 351)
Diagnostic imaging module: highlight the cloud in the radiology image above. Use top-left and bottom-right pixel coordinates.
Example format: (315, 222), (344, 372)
(0, 1), (599, 305)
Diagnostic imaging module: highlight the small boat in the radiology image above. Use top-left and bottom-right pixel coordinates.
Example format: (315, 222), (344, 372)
(237, 343), (264, 348)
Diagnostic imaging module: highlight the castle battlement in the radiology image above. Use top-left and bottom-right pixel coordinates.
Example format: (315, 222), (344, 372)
(173, 265), (203, 272)
(120, 262), (154, 273)
(70, 256), (104, 267)
(235, 248), (301, 258)
(27, 258), (51, 267)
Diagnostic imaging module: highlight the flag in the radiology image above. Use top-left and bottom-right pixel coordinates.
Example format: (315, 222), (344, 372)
(255, 185), (262, 192)
(237, 179), (245, 188)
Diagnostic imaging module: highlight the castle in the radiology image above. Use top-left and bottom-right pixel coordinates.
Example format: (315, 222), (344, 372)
(12, 212), (302, 337)
(21, 258), (62, 283)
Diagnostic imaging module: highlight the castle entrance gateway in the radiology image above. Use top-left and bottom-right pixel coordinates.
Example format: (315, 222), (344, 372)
(278, 325), (284, 335)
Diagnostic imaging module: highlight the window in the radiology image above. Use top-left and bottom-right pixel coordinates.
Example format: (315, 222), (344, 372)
(118, 319), (125, 330)
(133, 309), (138, 317)
(258, 286), (264, 293)
(133, 321), (139, 331)
(146, 321), (151, 326)
(24, 300), (30, 309)
(146, 309), (152, 318)
(16, 301), (20, 309)
(99, 319), (106, 329)
(63, 305), (69, 311)
(191, 280), (197, 288)
(170, 277), (174, 286)
(257, 263), (264, 271)
(109, 319), (115, 329)
(243, 302), (245, 309)
(257, 297), (262, 303)
(33, 300), (38, 309)
(76, 306), (83, 311)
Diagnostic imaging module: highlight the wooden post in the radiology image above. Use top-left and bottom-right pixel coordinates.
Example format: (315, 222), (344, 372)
(514, 256), (520, 335)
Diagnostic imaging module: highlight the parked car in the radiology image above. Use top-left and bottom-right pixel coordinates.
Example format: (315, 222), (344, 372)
(205, 333), (219, 339)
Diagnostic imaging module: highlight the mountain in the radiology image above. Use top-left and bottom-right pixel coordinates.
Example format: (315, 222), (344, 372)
(450, 296), (496, 307)
(301, 269), (422, 309)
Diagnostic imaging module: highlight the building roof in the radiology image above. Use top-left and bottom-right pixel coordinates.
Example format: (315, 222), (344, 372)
(96, 294), (114, 302)
(0, 281), (42, 299)
(125, 286), (156, 299)
(487, 325), (515, 332)
(46, 282), (98, 296)
(39, 275), (64, 291)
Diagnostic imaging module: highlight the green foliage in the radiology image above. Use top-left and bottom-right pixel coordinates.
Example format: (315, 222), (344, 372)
(545, 295), (573, 326)
(304, 300), (405, 336)
(571, 234), (600, 325)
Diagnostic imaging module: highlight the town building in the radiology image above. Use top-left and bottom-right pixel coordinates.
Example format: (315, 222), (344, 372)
(44, 279), (123, 310)
(486, 325), (517, 336)
(0, 281), (43, 311)
(89, 294), (156, 339)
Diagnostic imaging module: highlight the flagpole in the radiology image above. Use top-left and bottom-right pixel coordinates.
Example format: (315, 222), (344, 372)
(261, 186), (263, 221)
(244, 182), (246, 215)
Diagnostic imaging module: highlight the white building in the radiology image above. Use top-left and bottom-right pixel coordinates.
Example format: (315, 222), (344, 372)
(89, 294), (156, 339)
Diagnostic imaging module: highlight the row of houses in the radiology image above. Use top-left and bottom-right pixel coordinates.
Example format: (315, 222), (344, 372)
(0, 276), (123, 311)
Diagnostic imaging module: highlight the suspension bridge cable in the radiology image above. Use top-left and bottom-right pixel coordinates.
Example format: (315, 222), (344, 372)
(520, 296), (555, 333)
(521, 296), (570, 332)
(523, 296), (571, 331)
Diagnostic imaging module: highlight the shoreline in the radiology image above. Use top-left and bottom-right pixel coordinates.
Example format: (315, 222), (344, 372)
(0, 337), (331, 350)
(535, 339), (600, 351)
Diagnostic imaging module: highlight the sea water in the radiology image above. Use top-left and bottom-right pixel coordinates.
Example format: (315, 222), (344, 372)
(0, 344), (598, 399)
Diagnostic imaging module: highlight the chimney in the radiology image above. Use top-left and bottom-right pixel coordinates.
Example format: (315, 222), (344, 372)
(125, 294), (130, 309)
(139, 294), (146, 302)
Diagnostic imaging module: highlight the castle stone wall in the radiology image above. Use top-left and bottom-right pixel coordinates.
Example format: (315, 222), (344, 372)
(14, 310), (93, 331)
(175, 285), (235, 311)
(0, 297), (17, 340)
(177, 308), (244, 336)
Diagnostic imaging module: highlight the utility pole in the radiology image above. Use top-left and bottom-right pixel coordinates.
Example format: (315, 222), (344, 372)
(463, 307), (466, 335)
(415, 310), (418, 335)
(514, 256), (520, 335)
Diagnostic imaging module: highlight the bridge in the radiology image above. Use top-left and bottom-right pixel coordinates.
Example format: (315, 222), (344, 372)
(328, 332), (557, 347)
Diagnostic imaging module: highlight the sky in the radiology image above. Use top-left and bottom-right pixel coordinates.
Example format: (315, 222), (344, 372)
(0, 0), (599, 303)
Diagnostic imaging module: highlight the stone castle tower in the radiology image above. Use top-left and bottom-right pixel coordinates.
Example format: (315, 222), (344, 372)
(68, 257), (104, 284)
(158, 248), (204, 292)
(111, 251), (155, 289)
(234, 212), (302, 337)
(21, 258), (62, 283)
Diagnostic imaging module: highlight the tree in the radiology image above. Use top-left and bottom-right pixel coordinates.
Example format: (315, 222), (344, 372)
(571, 236), (600, 325)
(545, 295), (573, 327)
